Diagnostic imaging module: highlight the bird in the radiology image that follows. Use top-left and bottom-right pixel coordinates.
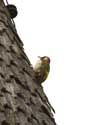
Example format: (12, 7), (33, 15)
(33, 56), (50, 84)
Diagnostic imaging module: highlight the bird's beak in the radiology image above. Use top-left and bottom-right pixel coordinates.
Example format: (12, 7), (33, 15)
(38, 56), (41, 59)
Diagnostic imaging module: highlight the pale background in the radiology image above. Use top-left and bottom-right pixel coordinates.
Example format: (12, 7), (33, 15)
(4, 0), (91, 125)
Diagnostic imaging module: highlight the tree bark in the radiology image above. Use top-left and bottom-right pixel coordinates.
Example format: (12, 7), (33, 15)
(0, 0), (56, 124)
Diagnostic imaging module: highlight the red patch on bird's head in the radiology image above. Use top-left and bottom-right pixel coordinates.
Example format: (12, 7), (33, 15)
(47, 57), (51, 63)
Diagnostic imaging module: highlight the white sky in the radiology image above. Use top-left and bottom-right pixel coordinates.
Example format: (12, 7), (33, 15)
(4, 0), (91, 125)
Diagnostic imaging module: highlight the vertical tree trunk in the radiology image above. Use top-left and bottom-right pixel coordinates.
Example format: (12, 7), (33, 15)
(0, 0), (56, 124)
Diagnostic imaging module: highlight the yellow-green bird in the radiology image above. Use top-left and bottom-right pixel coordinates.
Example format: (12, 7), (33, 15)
(34, 56), (50, 84)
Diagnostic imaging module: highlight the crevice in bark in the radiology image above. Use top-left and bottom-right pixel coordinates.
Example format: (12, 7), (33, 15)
(42, 120), (47, 125)
(1, 120), (9, 125)
(16, 106), (26, 116)
(1, 87), (11, 95)
(3, 104), (12, 110)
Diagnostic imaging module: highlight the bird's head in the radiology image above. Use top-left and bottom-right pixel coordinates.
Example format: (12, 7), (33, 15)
(38, 56), (50, 64)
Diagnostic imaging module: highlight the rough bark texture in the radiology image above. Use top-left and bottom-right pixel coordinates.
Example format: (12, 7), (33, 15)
(0, 0), (56, 125)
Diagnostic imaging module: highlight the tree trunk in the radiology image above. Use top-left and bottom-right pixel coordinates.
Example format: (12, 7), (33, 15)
(0, 0), (56, 125)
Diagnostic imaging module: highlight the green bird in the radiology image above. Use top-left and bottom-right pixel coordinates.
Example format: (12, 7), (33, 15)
(34, 56), (50, 84)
